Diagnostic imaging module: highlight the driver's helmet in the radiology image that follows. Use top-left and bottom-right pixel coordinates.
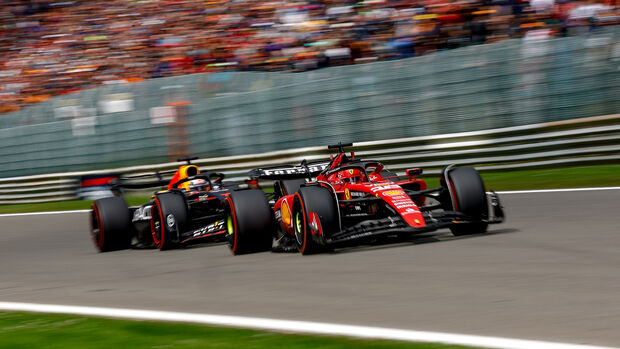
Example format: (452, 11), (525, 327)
(338, 169), (365, 184)
(187, 178), (210, 192)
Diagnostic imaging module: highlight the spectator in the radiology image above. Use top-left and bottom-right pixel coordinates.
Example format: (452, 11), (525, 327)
(0, 0), (617, 114)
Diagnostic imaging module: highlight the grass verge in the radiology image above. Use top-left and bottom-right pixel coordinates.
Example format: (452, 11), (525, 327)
(479, 164), (620, 191)
(0, 196), (148, 214)
(0, 312), (475, 349)
(1, 165), (619, 214)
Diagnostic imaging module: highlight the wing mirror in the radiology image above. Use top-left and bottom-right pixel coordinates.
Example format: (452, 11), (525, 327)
(406, 168), (422, 179)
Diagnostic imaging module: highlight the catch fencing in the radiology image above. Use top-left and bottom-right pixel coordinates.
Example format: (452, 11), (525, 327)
(1, 114), (618, 204)
(0, 28), (618, 179)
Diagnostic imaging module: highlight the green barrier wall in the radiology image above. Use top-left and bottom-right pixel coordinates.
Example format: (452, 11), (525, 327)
(1, 28), (618, 178)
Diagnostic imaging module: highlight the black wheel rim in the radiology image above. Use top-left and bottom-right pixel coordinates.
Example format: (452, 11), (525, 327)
(90, 210), (101, 245)
(152, 205), (162, 243)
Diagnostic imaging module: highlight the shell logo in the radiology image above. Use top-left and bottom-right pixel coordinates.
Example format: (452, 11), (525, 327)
(383, 190), (404, 196)
(281, 201), (291, 226)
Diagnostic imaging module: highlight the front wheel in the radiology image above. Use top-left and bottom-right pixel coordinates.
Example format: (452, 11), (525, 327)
(444, 167), (488, 236)
(90, 196), (133, 252)
(151, 192), (187, 250)
(293, 186), (338, 255)
(226, 190), (274, 255)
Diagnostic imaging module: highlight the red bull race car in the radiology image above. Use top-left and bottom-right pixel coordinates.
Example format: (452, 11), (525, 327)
(237, 143), (504, 254)
(90, 157), (273, 253)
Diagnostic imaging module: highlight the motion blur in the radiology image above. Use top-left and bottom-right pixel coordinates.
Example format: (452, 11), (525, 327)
(1, 0), (618, 113)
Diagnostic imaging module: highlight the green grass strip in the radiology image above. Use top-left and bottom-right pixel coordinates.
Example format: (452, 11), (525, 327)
(426, 164), (620, 192)
(0, 196), (148, 214)
(479, 165), (620, 191)
(1, 165), (619, 214)
(0, 312), (474, 349)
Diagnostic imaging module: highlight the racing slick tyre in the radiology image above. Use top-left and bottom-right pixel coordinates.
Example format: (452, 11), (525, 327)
(226, 189), (274, 255)
(151, 191), (187, 250)
(445, 167), (488, 236)
(293, 186), (338, 255)
(90, 196), (132, 252)
(280, 179), (306, 196)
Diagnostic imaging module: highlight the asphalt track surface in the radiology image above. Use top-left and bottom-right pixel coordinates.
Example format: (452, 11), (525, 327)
(1, 190), (619, 347)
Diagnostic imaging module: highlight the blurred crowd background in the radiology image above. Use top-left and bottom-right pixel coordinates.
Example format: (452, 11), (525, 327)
(1, 0), (618, 114)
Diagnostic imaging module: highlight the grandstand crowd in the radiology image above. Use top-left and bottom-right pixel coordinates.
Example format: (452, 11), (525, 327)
(0, 0), (618, 114)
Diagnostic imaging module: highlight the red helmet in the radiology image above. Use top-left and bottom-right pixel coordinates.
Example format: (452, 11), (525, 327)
(338, 169), (365, 184)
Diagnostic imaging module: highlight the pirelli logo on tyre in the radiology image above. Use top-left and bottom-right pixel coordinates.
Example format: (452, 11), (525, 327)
(166, 214), (175, 227)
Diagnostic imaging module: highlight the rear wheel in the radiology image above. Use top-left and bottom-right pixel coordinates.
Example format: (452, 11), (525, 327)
(151, 192), (187, 250)
(90, 196), (132, 252)
(226, 190), (274, 255)
(281, 179), (305, 196)
(444, 167), (488, 236)
(293, 186), (338, 255)
(274, 179), (305, 198)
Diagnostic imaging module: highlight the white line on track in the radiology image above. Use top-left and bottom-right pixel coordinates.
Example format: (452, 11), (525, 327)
(0, 209), (90, 217)
(494, 187), (620, 195)
(1, 187), (619, 218)
(0, 302), (616, 349)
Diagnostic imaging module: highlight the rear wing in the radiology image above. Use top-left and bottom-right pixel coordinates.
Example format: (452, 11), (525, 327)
(248, 161), (330, 180)
(110, 171), (175, 192)
(111, 170), (228, 191)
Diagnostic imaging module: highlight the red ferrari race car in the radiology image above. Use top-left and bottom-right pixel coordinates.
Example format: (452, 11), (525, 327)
(231, 143), (504, 255)
(90, 157), (273, 253)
